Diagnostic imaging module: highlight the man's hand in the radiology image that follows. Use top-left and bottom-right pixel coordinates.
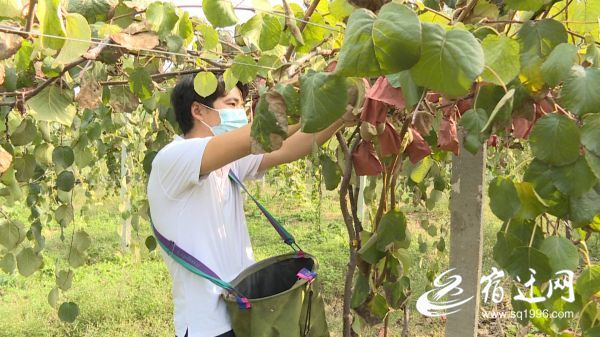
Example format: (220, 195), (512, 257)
(340, 104), (361, 128)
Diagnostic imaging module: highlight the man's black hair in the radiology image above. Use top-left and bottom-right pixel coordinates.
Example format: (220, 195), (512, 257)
(170, 74), (249, 135)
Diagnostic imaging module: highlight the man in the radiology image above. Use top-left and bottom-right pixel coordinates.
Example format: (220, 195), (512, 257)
(147, 74), (354, 337)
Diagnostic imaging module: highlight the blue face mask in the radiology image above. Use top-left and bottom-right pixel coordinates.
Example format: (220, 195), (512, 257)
(200, 105), (248, 136)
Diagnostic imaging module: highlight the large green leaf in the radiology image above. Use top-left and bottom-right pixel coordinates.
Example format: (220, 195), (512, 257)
(0, 0), (22, 18)
(551, 157), (597, 197)
(0, 253), (15, 273)
(10, 118), (36, 146)
(193, 72), (218, 97)
(372, 3), (421, 74)
(517, 19), (567, 92)
(52, 146), (75, 169)
(250, 91), (288, 153)
(582, 114), (600, 156)
(411, 23), (484, 97)
(203, 0), (238, 27)
(260, 14), (282, 51)
(58, 302), (79, 323)
(197, 23), (219, 49)
(560, 65), (600, 116)
(321, 155), (341, 191)
(506, 246), (552, 282)
(514, 182), (547, 220)
(0, 220), (25, 250)
(458, 108), (489, 154)
(300, 71), (347, 133)
(334, 9), (379, 77)
(128, 67), (154, 99)
(375, 209), (408, 251)
(231, 55), (259, 84)
(16, 247), (42, 277)
(36, 0), (66, 51)
(540, 43), (578, 87)
(569, 184), (600, 227)
(551, 0), (600, 45)
(56, 171), (75, 192)
(54, 13), (91, 65)
(489, 177), (521, 221)
(529, 114), (581, 166)
(146, 2), (179, 39)
(350, 272), (370, 308)
(576, 266), (600, 301)
(73, 230), (91, 252)
(539, 237), (579, 273)
(56, 269), (74, 291)
(335, 3), (421, 76)
(26, 85), (76, 126)
(481, 35), (520, 86)
(66, 0), (115, 23)
(504, 0), (544, 11)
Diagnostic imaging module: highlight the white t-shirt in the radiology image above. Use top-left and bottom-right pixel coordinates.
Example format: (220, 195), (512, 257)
(147, 135), (265, 337)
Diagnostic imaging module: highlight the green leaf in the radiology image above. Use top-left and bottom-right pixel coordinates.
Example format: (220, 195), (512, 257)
(0, 0), (22, 18)
(68, 248), (86, 268)
(197, 23), (219, 50)
(481, 88), (514, 132)
(36, 0), (66, 51)
(231, 55), (258, 84)
(56, 269), (74, 291)
(26, 85), (76, 126)
(13, 155), (36, 182)
(582, 114), (600, 156)
(540, 43), (578, 87)
(552, 0), (600, 45)
(569, 184), (600, 227)
(252, 0), (270, 10)
(177, 11), (194, 44)
(330, 0), (354, 20)
(10, 118), (36, 146)
(506, 246), (552, 282)
(128, 67), (154, 99)
(551, 157), (597, 197)
(250, 91), (288, 153)
(300, 71), (347, 133)
(561, 65), (600, 116)
(458, 108), (489, 154)
(350, 272), (370, 308)
(16, 247), (42, 277)
(35, 143), (54, 166)
(58, 302), (79, 323)
(193, 72), (218, 97)
(259, 14), (282, 51)
(202, 0), (238, 27)
(48, 286), (59, 308)
(529, 114), (581, 166)
(222, 68), (238, 93)
(489, 177), (521, 221)
(56, 171), (75, 192)
(375, 210), (408, 251)
(504, 0), (544, 11)
(146, 2), (179, 39)
(517, 19), (567, 92)
(66, 0), (115, 23)
(514, 182), (547, 220)
(73, 230), (91, 252)
(145, 235), (157, 251)
(481, 35), (520, 86)
(358, 231), (385, 264)
(539, 237), (579, 273)
(411, 24), (484, 97)
(576, 266), (600, 301)
(334, 9), (379, 77)
(335, 3), (421, 77)
(372, 3), (421, 74)
(366, 293), (389, 323)
(0, 220), (24, 250)
(585, 151), (600, 180)
(321, 155), (341, 191)
(274, 83), (300, 118)
(54, 13), (91, 65)
(52, 146), (75, 169)
(409, 156), (432, 183)
(55, 204), (74, 227)
(0, 253), (16, 273)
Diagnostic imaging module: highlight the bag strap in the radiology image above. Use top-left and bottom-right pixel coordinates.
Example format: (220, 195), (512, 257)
(228, 170), (303, 254)
(150, 220), (251, 309)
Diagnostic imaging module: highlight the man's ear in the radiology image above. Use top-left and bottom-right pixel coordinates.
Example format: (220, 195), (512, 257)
(190, 101), (205, 122)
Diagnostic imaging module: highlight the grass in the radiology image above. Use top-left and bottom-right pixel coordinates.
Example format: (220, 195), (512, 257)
(1, 175), (598, 337)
